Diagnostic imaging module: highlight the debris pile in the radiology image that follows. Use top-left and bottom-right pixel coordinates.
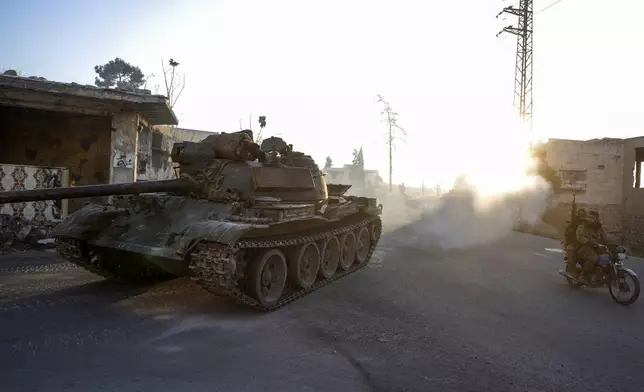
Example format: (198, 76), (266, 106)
(0, 214), (58, 251)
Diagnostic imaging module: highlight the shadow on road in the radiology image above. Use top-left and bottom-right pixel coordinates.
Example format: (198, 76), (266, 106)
(0, 256), (267, 323)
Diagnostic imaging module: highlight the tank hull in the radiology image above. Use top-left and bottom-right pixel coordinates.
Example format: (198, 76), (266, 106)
(52, 194), (382, 310)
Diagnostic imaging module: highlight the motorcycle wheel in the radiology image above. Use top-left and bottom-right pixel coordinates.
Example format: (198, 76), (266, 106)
(609, 269), (640, 306)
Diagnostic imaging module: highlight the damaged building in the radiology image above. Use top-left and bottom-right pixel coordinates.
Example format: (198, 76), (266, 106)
(137, 125), (216, 181)
(0, 71), (178, 226)
(543, 136), (644, 252)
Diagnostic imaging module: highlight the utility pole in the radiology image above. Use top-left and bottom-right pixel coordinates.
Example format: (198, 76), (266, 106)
(496, 0), (534, 130)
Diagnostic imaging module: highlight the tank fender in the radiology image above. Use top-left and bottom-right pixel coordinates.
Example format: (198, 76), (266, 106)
(177, 220), (258, 253)
(51, 203), (130, 239)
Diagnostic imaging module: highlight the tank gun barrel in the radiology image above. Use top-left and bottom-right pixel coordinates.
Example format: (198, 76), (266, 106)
(0, 177), (196, 204)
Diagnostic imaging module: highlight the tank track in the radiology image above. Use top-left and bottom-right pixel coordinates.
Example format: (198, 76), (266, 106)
(55, 239), (164, 283)
(188, 214), (382, 311)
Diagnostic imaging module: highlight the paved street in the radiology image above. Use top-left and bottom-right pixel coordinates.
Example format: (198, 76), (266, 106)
(1, 220), (643, 392)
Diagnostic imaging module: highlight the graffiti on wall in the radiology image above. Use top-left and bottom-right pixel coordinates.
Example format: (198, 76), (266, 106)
(112, 151), (134, 168)
(0, 164), (67, 222)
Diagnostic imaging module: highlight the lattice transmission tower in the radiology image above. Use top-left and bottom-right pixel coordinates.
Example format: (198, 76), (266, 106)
(496, 0), (534, 129)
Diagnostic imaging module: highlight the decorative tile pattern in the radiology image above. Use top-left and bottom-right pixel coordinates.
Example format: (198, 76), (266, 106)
(0, 164), (66, 223)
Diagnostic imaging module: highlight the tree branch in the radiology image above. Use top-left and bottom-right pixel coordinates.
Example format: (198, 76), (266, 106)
(172, 74), (186, 107)
(169, 66), (175, 102)
(393, 124), (407, 136)
(161, 58), (171, 99)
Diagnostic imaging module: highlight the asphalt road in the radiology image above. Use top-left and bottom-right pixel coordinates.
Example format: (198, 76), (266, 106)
(1, 225), (644, 392)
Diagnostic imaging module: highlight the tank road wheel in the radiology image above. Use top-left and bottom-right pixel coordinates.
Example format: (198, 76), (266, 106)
(319, 236), (340, 279)
(288, 242), (321, 289)
(355, 226), (372, 265)
(370, 220), (382, 243)
(248, 249), (288, 307)
(338, 231), (357, 271)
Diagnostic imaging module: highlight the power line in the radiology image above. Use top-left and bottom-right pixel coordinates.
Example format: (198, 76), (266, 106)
(501, 0), (566, 19)
(536, 0), (565, 15)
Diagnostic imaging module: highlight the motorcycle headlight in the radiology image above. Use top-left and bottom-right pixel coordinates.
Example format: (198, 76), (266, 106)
(618, 253), (627, 261)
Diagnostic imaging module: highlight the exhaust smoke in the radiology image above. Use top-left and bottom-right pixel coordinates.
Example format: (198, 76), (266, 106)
(376, 169), (554, 251)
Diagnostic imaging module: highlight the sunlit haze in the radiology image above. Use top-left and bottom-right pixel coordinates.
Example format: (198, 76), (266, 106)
(1, 0), (642, 192)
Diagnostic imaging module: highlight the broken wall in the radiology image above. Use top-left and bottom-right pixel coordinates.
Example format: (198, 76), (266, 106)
(0, 105), (111, 212)
(621, 137), (644, 251)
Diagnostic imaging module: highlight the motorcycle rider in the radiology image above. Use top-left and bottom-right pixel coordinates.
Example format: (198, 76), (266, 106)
(575, 210), (610, 284)
(563, 208), (587, 274)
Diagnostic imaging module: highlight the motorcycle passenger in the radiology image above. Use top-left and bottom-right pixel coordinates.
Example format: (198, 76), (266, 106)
(575, 211), (610, 284)
(564, 208), (587, 274)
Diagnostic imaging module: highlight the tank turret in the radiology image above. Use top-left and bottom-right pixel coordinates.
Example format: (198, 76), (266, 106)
(0, 129), (383, 311)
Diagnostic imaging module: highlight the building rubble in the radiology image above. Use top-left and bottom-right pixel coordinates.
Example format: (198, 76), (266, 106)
(0, 214), (58, 252)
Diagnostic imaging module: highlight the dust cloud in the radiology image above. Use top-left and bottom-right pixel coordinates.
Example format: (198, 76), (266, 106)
(375, 175), (553, 250)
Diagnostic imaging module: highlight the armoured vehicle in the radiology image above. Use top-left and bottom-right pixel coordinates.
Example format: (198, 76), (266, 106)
(0, 131), (383, 311)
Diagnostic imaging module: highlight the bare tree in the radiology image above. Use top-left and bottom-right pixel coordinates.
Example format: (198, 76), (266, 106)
(161, 58), (186, 108)
(142, 72), (159, 93)
(376, 94), (407, 192)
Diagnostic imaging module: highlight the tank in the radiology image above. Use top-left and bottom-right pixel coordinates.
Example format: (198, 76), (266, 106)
(0, 130), (383, 311)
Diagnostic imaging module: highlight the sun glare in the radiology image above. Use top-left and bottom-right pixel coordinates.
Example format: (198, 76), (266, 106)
(463, 120), (541, 199)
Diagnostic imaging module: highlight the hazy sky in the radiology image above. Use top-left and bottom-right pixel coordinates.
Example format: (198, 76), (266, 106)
(1, 0), (643, 188)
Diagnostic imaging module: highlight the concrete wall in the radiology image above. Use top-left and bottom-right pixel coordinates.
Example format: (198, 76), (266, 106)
(545, 138), (624, 204)
(544, 138), (624, 234)
(110, 112), (139, 185)
(137, 126), (217, 181)
(622, 137), (644, 213)
(158, 126), (216, 143)
(542, 136), (644, 252)
(0, 105), (111, 212)
(621, 137), (644, 250)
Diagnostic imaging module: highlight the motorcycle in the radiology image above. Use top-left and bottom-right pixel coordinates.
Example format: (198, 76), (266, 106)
(558, 244), (640, 305)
